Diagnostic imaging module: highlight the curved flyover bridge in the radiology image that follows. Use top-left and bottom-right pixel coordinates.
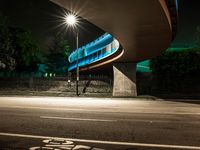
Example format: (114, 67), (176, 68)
(51, 0), (178, 96)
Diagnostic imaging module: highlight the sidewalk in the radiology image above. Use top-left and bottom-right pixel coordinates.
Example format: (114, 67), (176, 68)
(0, 89), (162, 101)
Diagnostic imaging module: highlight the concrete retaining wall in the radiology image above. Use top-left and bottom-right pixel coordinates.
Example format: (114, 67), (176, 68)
(0, 77), (112, 97)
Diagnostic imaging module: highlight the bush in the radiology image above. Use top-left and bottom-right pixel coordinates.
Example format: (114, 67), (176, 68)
(150, 49), (200, 92)
(150, 49), (200, 78)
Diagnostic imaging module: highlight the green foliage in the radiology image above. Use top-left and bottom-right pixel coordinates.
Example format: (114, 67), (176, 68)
(47, 32), (71, 75)
(0, 15), (16, 71)
(0, 14), (44, 72)
(0, 14), (71, 76)
(11, 27), (44, 71)
(150, 49), (200, 78)
(150, 49), (200, 92)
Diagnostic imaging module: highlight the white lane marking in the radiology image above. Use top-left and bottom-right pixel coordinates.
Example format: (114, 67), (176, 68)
(1, 105), (200, 116)
(40, 116), (117, 122)
(0, 132), (200, 150)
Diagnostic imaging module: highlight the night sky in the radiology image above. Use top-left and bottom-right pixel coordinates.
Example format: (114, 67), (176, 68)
(0, 0), (200, 50)
(0, 0), (104, 51)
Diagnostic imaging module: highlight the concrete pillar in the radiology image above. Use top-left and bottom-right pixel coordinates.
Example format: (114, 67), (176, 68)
(113, 62), (137, 97)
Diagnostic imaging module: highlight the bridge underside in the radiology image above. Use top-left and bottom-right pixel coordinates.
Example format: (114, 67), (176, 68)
(51, 0), (177, 97)
(51, 0), (173, 62)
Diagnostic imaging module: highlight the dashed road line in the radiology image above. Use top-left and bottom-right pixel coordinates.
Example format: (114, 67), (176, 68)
(0, 132), (200, 150)
(40, 116), (117, 122)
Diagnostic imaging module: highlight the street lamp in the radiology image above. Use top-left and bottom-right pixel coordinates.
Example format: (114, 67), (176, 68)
(65, 14), (79, 96)
(65, 14), (77, 26)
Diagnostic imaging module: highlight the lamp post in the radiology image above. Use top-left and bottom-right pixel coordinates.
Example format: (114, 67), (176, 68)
(76, 32), (79, 96)
(65, 14), (79, 96)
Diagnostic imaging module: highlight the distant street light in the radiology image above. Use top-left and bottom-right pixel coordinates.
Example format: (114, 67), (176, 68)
(65, 14), (79, 96)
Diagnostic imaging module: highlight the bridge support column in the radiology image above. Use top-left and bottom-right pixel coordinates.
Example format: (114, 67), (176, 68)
(113, 62), (137, 97)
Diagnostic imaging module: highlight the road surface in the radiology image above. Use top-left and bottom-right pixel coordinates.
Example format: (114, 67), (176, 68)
(0, 96), (200, 150)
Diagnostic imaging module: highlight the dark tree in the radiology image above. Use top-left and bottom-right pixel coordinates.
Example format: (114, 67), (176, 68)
(10, 27), (44, 72)
(47, 32), (71, 75)
(0, 14), (44, 73)
(0, 14), (16, 71)
(196, 26), (200, 49)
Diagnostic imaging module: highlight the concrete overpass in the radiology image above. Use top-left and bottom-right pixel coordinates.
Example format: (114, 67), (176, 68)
(51, 0), (178, 97)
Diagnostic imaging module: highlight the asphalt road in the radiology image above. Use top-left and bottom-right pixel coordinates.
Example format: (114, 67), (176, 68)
(0, 97), (200, 150)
